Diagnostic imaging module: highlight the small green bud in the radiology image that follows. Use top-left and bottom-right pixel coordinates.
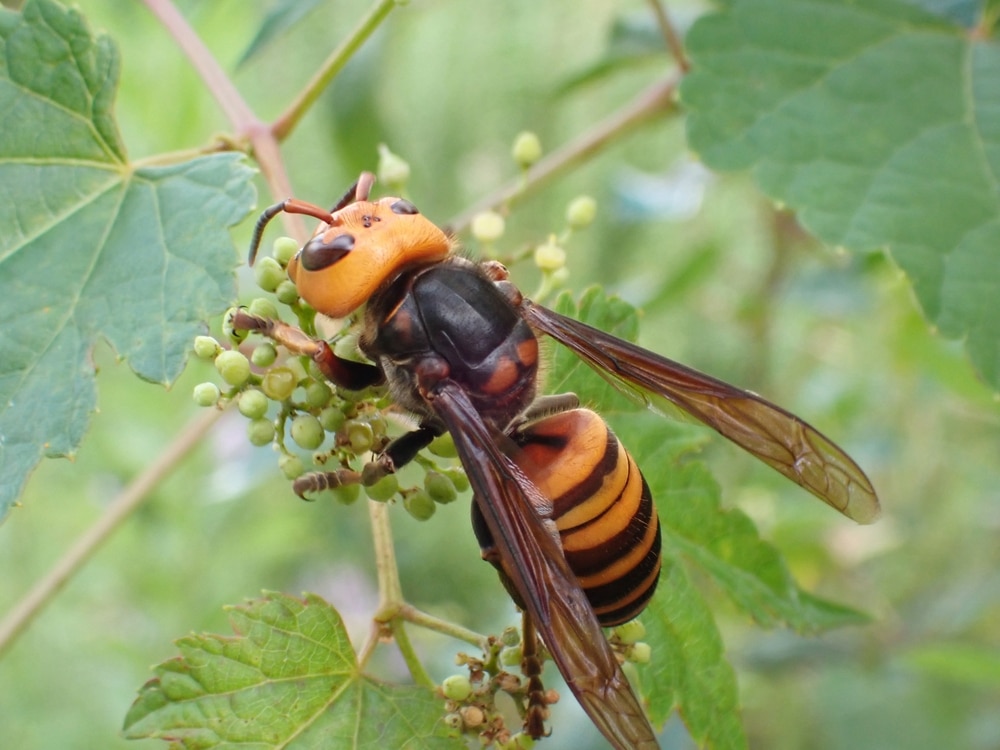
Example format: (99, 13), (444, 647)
(192, 381), (221, 407)
(424, 471), (458, 504)
(512, 131), (542, 168)
(628, 641), (652, 664)
(365, 473), (399, 502)
(319, 405), (346, 432)
(533, 237), (566, 272)
(471, 211), (506, 243)
(565, 195), (597, 229)
(346, 420), (375, 453)
(247, 418), (276, 446)
(237, 389), (269, 419)
(193, 335), (221, 360)
(304, 380), (334, 409)
(215, 349), (251, 387)
(279, 453), (305, 480)
(443, 712), (463, 731)
(326, 484), (362, 506)
(272, 236), (299, 266)
(377, 143), (411, 190)
(441, 674), (473, 702)
(403, 489), (436, 521)
(499, 627), (520, 647)
(291, 414), (325, 450)
(500, 644), (522, 667)
(251, 342), (278, 368)
(247, 297), (279, 320)
(253, 256), (286, 293)
(275, 279), (299, 306)
(261, 367), (297, 401)
(613, 619), (646, 645)
(428, 432), (458, 458)
(442, 466), (470, 494)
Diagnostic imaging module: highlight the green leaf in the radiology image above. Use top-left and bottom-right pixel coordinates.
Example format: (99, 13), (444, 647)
(682, 0), (1000, 387)
(642, 557), (747, 750)
(123, 592), (462, 749)
(237, 0), (325, 68)
(0, 0), (256, 517)
(543, 287), (645, 414)
(902, 641), (1000, 687)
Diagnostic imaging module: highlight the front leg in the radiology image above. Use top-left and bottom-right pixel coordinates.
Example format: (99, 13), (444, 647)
(291, 421), (444, 498)
(230, 308), (384, 390)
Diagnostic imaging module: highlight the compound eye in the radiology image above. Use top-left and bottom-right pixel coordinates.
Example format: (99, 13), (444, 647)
(390, 199), (419, 215)
(300, 233), (355, 271)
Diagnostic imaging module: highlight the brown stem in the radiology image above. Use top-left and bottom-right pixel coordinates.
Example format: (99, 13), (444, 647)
(647, 0), (690, 73)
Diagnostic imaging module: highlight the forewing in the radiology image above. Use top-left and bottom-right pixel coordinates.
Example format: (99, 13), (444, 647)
(430, 381), (659, 750)
(523, 301), (880, 524)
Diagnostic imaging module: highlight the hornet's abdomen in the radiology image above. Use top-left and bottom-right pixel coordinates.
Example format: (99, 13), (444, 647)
(473, 408), (661, 626)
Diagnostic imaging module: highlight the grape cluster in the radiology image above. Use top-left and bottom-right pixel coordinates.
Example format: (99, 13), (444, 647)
(190, 236), (467, 518)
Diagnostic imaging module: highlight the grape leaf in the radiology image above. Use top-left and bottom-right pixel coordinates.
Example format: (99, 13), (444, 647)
(0, 0), (256, 517)
(682, 0), (1000, 387)
(642, 557), (747, 750)
(123, 592), (462, 749)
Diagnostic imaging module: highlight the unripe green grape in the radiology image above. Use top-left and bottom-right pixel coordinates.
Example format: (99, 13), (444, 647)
(261, 367), (297, 401)
(441, 674), (473, 702)
(192, 381), (221, 407)
(533, 238), (566, 272)
(442, 467), (470, 494)
(247, 418), (276, 446)
(346, 420), (375, 453)
(367, 413), (388, 439)
(247, 297), (279, 321)
(613, 619), (646, 645)
(565, 195), (597, 229)
(238, 389), (269, 419)
(304, 380), (334, 409)
(275, 279), (299, 306)
(319, 405), (346, 432)
(291, 414), (325, 450)
(253, 256), (286, 293)
(215, 349), (251, 387)
(403, 489), (436, 521)
(365, 473), (399, 502)
(628, 641), (652, 664)
(279, 453), (305, 480)
(251, 342), (278, 368)
(330, 483), (361, 505)
(512, 131), (542, 168)
(500, 626), (521, 647)
(193, 335), (221, 360)
(443, 713), (463, 731)
(499, 644), (522, 667)
(272, 236), (299, 266)
(428, 432), (458, 458)
(424, 471), (458, 504)
(471, 211), (505, 243)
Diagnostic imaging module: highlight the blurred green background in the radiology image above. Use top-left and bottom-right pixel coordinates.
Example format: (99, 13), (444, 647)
(2, 1), (999, 748)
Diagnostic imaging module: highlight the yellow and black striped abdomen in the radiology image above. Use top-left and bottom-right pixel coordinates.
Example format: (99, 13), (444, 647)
(473, 407), (661, 627)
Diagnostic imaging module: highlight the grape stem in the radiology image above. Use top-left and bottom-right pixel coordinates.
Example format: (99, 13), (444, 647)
(357, 500), (488, 684)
